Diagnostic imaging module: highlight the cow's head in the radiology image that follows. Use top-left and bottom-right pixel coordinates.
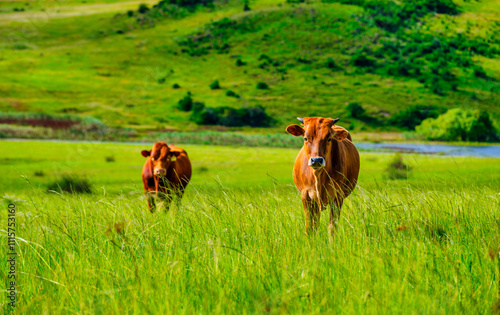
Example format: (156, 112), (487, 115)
(286, 117), (348, 170)
(141, 142), (183, 176)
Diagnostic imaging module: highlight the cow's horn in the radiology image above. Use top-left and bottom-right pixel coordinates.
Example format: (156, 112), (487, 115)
(332, 118), (340, 124)
(297, 117), (304, 124)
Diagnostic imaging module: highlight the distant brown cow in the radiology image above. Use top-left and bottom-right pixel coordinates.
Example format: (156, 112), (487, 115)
(141, 142), (192, 212)
(286, 117), (360, 239)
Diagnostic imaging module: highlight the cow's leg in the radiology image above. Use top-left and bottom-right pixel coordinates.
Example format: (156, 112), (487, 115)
(301, 191), (321, 235)
(328, 197), (343, 241)
(158, 189), (174, 212)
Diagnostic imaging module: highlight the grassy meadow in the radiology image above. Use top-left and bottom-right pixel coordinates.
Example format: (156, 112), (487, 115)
(0, 0), (499, 132)
(1, 140), (500, 313)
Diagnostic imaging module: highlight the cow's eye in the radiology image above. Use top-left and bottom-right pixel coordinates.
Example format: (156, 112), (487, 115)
(304, 137), (307, 141)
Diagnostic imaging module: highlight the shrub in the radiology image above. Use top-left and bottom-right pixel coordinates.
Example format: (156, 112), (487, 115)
(389, 105), (442, 130)
(256, 82), (269, 89)
(236, 59), (247, 66)
(243, 0), (251, 11)
(172, 83), (181, 89)
(226, 90), (240, 98)
(190, 104), (275, 127)
(416, 109), (499, 142)
(105, 156), (116, 162)
(326, 57), (341, 70)
(177, 92), (193, 111)
(385, 154), (412, 180)
(127, 10), (134, 17)
(210, 80), (220, 90)
(47, 175), (93, 194)
(350, 54), (376, 68)
(345, 102), (365, 119)
(138, 3), (149, 13)
(157, 77), (166, 84)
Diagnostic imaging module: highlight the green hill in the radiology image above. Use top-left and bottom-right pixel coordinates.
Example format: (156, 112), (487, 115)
(0, 0), (499, 135)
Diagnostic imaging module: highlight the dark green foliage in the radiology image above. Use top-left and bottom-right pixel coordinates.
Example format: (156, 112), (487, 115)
(385, 154), (412, 180)
(226, 90), (240, 98)
(210, 80), (220, 89)
(362, 0), (459, 33)
(340, 0), (497, 95)
(416, 109), (499, 142)
(157, 77), (166, 84)
(47, 175), (93, 194)
(137, 4), (149, 14)
(172, 83), (181, 89)
(287, 0), (305, 3)
(256, 82), (269, 89)
(323, 0), (364, 5)
(190, 104), (275, 127)
(105, 156), (116, 162)
(345, 102), (365, 119)
(127, 10), (134, 17)
(326, 57), (341, 70)
(243, 0), (251, 11)
(177, 92), (193, 111)
(155, 0), (214, 9)
(236, 59), (247, 66)
(350, 54), (376, 68)
(389, 105), (442, 130)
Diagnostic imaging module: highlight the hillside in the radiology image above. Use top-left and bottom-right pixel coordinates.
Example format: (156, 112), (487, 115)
(0, 0), (499, 135)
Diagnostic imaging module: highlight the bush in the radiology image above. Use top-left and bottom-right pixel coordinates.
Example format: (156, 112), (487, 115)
(105, 156), (116, 162)
(226, 90), (240, 98)
(326, 57), (341, 70)
(416, 109), (499, 142)
(210, 80), (220, 90)
(256, 82), (269, 89)
(47, 175), (93, 194)
(177, 92), (193, 111)
(345, 102), (365, 119)
(172, 83), (181, 89)
(138, 3), (149, 13)
(385, 154), (412, 180)
(236, 59), (247, 66)
(389, 105), (442, 130)
(243, 0), (251, 11)
(160, 0), (214, 8)
(190, 104), (275, 127)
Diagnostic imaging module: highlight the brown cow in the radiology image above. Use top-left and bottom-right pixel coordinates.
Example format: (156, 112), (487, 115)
(141, 142), (192, 212)
(286, 117), (360, 239)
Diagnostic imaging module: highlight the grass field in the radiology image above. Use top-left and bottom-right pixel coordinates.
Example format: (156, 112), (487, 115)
(1, 140), (500, 313)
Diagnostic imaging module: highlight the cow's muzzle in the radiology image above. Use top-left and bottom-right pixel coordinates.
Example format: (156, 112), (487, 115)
(308, 157), (325, 169)
(154, 169), (167, 176)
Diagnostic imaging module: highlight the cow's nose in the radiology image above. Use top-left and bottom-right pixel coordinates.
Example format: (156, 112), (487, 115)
(154, 169), (166, 176)
(309, 157), (325, 168)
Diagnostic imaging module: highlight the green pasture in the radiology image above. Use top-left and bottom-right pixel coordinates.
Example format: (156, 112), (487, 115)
(1, 140), (500, 313)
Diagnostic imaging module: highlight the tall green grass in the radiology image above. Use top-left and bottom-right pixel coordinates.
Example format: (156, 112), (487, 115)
(3, 180), (499, 313)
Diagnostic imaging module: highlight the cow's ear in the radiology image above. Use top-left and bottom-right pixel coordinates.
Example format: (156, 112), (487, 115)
(141, 150), (151, 157)
(333, 126), (348, 141)
(286, 124), (305, 137)
(169, 147), (185, 157)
